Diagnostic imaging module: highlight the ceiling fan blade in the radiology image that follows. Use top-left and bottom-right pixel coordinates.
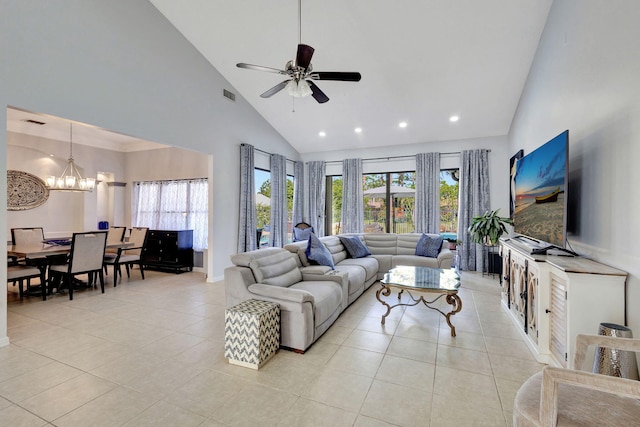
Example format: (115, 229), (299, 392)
(307, 81), (329, 104)
(310, 71), (362, 82)
(237, 63), (288, 75)
(260, 80), (290, 98)
(296, 44), (315, 70)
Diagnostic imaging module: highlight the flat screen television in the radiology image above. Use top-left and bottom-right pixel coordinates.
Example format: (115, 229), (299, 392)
(513, 130), (569, 248)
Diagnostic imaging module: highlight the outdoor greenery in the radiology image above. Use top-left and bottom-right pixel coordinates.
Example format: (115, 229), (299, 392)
(256, 178), (294, 229)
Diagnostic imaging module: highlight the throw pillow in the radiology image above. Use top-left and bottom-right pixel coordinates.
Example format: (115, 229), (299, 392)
(293, 226), (313, 242)
(339, 235), (371, 258)
(415, 234), (444, 258)
(306, 233), (335, 269)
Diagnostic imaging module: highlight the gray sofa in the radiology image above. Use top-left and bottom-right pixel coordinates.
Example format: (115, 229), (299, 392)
(225, 233), (452, 352)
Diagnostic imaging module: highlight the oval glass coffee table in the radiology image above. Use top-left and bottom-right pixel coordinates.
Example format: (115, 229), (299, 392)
(378, 265), (462, 336)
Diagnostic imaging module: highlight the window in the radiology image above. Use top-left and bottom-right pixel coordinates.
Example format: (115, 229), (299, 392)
(131, 178), (208, 250)
(326, 175), (343, 235)
(363, 172), (416, 233)
(254, 168), (295, 246)
(440, 169), (459, 239)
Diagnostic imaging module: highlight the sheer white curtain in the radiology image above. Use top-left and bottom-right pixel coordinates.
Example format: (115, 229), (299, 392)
(132, 178), (209, 250)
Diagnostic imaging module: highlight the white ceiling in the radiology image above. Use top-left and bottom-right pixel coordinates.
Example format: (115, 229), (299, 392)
(149, 0), (553, 154)
(7, 1), (553, 155)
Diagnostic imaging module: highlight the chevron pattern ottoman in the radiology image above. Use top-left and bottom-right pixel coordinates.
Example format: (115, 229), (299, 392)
(224, 299), (280, 369)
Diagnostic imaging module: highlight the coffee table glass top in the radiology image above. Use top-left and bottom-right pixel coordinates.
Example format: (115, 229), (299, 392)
(381, 266), (460, 291)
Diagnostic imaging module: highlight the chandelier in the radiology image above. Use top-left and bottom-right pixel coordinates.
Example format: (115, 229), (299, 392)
(44, 123), (95, 192)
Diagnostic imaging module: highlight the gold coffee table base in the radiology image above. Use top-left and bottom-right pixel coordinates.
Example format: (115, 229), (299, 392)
(377, 266), (462, 337)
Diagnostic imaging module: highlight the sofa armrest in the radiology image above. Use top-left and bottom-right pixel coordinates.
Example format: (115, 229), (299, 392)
(300, 265), (332, 275)
(248, 283), (314, 304)
(301, 270), (349, 312)
(437, 248), (454, 268)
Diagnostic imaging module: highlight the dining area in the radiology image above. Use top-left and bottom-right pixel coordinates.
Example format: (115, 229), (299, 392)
(7, 226), (148, 301)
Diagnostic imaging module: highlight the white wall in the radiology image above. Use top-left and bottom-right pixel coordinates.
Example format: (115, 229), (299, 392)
(0, 0), (299, 345)
(509, 1), (640, 333)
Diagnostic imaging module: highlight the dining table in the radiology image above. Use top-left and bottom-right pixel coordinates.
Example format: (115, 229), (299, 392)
(7, 239), (134, 300)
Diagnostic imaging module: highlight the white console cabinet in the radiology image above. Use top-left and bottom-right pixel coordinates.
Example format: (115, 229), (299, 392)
(499, 239), (627, 368)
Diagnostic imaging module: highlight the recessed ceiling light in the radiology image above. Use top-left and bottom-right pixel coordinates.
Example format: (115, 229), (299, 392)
(318, 131), (326, 137)
(399, 122), (407, 128)
(354, 127), (362, 133)
(449, 115), (459, 122)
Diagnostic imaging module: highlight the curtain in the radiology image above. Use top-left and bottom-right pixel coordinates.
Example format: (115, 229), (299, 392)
(307, 161), (326, 236)
(415, 152), (441, 233)
(457, 149), (490, 271)
(270, 154), (288, 247)
(237, 143), (256, 252)
(341, 158), (364, 233)
(292, 160), (304, 227)
(131, 178), (208, 250)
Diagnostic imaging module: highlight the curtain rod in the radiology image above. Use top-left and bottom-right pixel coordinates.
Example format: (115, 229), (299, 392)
(320, 150), (489, 165)
(242, 143), (297, 164)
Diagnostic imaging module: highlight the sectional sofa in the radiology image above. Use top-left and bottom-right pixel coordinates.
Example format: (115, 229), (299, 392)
(224, 233), (453, 352)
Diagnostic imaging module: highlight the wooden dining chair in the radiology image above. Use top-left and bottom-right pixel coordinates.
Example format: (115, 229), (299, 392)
(103, 227), (149, 286)
(7, 265), (47, 300)
(48, 231), (108, 300)
(11, 227), (46, 265)
(103, 226), (127, 273)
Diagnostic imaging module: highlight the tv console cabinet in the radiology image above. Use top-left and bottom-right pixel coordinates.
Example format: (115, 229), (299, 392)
(499, 238), (627, 368)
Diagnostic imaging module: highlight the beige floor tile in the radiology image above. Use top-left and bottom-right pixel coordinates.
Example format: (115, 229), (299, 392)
(138, 331), (205, 359)
(0, 361), (83, 402)
(122, 400), (206, 427)
(343, 329), (392, 353)
(430, 393), (507, 427)
(302, 369), (373, 412)
(64, 341), (134, 372)
(480, 319), (524, 340)
(54, 386), (159, 427)
(484, 335), (536, 360)
(437, 327), (486, 351)
(0, 404), (48, 427)
(316, 324), (352, 345)
(386, 336), (438, 364)
(360, 379), (432, 427)
(325, 346), (384, 377)
(212, 383), (298, 426)
(355, 315), (399, 335)
(489, 353), (545, 383)
(436, 344), (493, 375)
(433, 365), (501, 409)
(278, 398), (358, 427)
(353, 414), (398, 427)
(394, 321), (439, 343)
(375, 354), (435, 391)
(0, 349), (54, 383)
(249, 354), (323, 396)
(495, 376), (524, 413)
(19, 373), (117, 422)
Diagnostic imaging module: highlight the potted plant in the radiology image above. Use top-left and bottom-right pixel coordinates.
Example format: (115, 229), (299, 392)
(468, 209), (513, 246)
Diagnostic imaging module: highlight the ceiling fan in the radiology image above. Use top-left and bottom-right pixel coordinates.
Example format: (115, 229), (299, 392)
(236, 0), (361, 104)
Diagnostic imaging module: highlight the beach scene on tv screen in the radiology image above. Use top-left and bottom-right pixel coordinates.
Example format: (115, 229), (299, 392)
(514, 132), (567, 246)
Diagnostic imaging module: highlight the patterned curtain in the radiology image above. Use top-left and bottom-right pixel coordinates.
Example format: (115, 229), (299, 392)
(132, 178), (209, 250)
(237, 143), (256, 252)
(270, 154), (288, 247)
(292, 161), (304, 227)
(415, 152), (441, 233)
(341, 158), (364, 233)
(457, 149), (490, 271)
(307, 161), (326, 236)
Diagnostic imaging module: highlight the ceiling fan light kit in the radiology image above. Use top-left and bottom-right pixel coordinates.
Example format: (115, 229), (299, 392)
(236, 1), (361, 104)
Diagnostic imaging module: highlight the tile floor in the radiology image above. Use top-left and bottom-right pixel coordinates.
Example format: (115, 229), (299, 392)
(2, 269), (544, 426)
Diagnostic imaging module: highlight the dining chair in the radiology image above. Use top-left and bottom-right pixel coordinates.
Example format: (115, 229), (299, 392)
(11, 227), (46, 265)
(103, 227), (149, 286)
(48, 231), (108, 300)
(7, 265), (47, 300)
(103, 226), (127, 273)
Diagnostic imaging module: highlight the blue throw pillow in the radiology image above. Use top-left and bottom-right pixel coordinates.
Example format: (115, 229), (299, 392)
(306, 233), (335, 268)
(293, 226), (313, 242)
(415, 234), (444, 258)
(339, 235), (371, 258)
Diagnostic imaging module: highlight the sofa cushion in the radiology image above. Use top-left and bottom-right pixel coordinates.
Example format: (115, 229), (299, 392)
(321, 236), (348, 265)
(333, 265), (366, 296)
(363, 233), (397, 255)
(248, 250), (302, 287)
(339, 257), (379, 282)
(392, 255), (440, 269)
(306, 234), (335, 269)
(290, 281), (342, 326)
(339, 235), (371, 258)
(415, 234), (444, 258)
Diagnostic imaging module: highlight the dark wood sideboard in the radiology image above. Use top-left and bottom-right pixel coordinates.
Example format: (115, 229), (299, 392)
(142, 229), (194, 273)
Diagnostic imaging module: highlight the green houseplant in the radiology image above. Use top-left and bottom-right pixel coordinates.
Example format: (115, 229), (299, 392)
(468, 209), (513, 246)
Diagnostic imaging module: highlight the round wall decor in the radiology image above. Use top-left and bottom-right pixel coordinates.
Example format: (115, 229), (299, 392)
(7, 170), (50, 210)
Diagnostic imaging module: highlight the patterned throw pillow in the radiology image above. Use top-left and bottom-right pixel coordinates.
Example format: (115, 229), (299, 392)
(415, 234), (444, 258)
(306, 233), (335, 268)
(339, 235), (371, 258)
